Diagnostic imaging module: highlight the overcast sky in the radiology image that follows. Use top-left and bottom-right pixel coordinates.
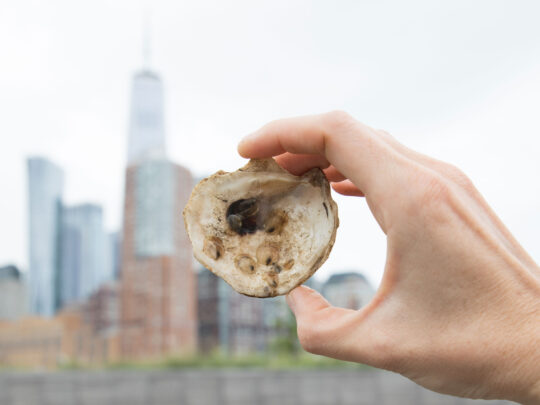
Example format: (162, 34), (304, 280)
(1, 0), (540, 287)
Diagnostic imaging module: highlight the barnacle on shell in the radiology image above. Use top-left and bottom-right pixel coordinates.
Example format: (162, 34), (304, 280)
(183, 158), (339, 297)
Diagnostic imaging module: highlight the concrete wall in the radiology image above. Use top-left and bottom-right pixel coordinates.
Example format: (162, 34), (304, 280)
(0, 369), (514, 405)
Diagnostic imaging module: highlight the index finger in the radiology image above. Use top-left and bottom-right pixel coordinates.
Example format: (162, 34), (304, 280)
(238, 111), (401, 202)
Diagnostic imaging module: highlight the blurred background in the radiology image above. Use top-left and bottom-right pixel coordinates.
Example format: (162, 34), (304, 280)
(1, 0), (538, 403)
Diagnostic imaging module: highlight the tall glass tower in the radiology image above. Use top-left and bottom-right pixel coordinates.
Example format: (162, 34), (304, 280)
(120, 66), (197, 358)
(59, 203), (107, 308)
(127, 70), (166, 164)
(27, 157), (64, 316)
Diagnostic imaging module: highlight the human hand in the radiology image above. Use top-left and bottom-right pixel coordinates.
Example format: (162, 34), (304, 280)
(238, 111), (540, 404)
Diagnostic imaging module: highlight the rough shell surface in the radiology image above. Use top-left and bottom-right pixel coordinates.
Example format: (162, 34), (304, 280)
(183, 158), (339, 297)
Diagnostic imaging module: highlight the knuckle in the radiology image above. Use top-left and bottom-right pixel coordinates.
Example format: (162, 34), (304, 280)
(262, 119), (281, 133)
(442, 163), (476, 193)
(323, 110), (355, 130)
(411, 170), (453, 208)
(426, 173), (452, 201)
(377, 129), (392, 139)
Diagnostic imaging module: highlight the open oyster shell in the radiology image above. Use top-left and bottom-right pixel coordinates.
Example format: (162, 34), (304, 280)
(183, 158), (339, 297)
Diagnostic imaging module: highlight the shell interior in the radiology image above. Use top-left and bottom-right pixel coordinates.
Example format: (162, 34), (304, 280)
(183, 158), (338, 297)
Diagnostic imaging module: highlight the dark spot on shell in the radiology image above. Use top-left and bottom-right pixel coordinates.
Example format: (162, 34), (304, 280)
(203, 237), (224, 261)
(226, 198), (259, 235)
(272, 264), (282, 274)
(256, 244), (280, 267)
(283, 259), (294, 270)
(227, 214), (243, 233)
(264, 210), (287, 234)
(236, 254), (256, 275)
(263, 271), (279, 291)
(308, 169), (326, 187)
(323, 202), (328, 218)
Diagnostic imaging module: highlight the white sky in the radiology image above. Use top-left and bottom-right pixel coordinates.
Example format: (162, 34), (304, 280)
(1, 0), (540, 287)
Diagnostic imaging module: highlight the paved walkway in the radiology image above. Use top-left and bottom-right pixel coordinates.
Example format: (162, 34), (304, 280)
(0, 369), (514, 405)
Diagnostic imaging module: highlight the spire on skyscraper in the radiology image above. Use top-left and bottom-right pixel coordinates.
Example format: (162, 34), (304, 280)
(120, 19), (197, 355)
(126, 8), (166, 165)
(142, 9), (152, 69)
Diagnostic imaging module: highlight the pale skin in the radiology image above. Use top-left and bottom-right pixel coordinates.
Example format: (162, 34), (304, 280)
(238, 111), (540, 404)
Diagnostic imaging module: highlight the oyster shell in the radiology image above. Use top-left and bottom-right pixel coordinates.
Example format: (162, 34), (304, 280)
(183, 158), (339, 297)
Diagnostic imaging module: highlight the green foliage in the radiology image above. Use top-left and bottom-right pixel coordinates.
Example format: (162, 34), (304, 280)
(103, 352), (370, 371)
(268, 311), (300, 356)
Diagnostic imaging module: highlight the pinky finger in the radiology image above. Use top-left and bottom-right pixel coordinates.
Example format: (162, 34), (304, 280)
(332, 180), (365, 197)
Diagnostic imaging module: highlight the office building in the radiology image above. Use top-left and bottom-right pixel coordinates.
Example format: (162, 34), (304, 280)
(120, 68), (197, 358)
(59, 203), (107, 309)
(27, 157), (64, 316)
(197, 268), (288, 354)
(127, 70), (166, 164)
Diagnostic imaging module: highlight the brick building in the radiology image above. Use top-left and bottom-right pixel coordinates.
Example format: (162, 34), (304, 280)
(119, 69), (197, 359)
(0, 306), (120, 369)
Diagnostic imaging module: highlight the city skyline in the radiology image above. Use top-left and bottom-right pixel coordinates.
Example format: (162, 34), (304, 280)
(1, 4), (538, 403)
(2, 1), (540, 288)
(27, 157), (118, 316)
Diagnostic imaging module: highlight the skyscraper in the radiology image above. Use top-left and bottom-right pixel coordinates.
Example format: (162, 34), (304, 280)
(120, 68), (197, 358)
(127, 70), (166, 164)
(59, 203), (107, 308)
(27, 157), (64, 316)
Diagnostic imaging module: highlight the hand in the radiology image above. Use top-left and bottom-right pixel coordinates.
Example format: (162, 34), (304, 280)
(238, 111), (540, 404)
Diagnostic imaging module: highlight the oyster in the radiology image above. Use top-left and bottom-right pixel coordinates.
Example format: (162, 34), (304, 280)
(183, 158), (338, 297)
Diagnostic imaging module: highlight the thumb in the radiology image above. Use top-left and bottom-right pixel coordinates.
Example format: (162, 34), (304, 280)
(286, 285), (331, 318)
(286, 286), (360, 358)
(286, 286), (393, 368)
